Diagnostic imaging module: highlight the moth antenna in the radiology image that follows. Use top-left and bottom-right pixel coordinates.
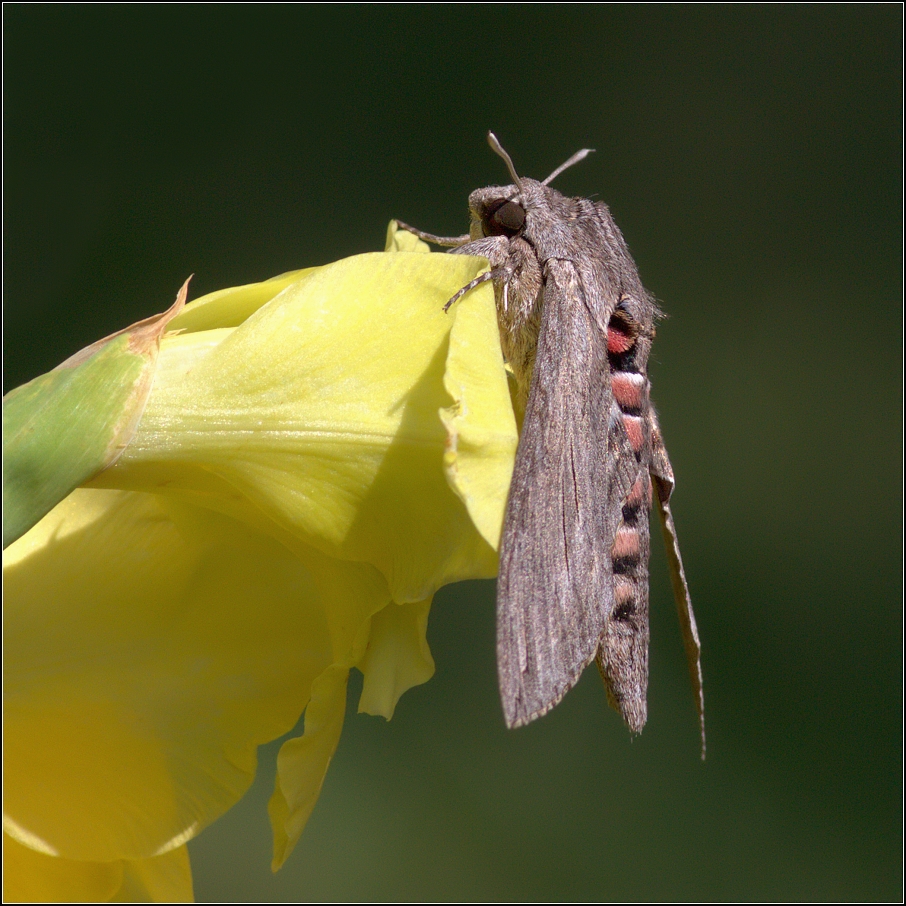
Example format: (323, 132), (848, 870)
(542, 148), (595, 186)
(487, 132), (525, 192)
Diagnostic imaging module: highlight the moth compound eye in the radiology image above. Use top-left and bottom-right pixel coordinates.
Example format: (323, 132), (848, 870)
(483, 200), (526, 237)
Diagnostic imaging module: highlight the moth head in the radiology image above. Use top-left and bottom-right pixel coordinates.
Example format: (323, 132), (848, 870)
(466, 185), (525, 241)
(471, 133), (596, 239)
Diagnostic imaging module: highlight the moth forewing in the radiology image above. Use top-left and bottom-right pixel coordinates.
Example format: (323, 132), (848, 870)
(396, 134), (704, 750)
(496, 258), (638, 727)
(650, 414), (706, 757)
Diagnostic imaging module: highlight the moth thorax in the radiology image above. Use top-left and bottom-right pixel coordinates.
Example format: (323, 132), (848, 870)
(494, 272), (545, 412)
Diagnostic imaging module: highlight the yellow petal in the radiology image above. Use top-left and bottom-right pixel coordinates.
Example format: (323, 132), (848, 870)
(357, 598), (435, 720)
(167, 268), (317, 334)
(111, 846), (193, 903)
(95, 251), (511, 603)
(4, 245), (520, 897)
(4, 488), (389, 864)
(268, 665), (352, 870)
(440, 268), (517, 550)
(3, 832), (121, 903)
(3, 833), (193, 903)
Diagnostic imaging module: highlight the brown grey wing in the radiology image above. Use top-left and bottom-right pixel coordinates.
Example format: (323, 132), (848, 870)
(496, 258), (638, 728)
(649, 409), (706, 758)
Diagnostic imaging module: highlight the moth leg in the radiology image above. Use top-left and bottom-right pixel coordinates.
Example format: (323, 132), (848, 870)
(450, 234), (513, 266)
(393, 219), (470, 247)
(441, 235), (517, 313)
(442, 270), (500, 312)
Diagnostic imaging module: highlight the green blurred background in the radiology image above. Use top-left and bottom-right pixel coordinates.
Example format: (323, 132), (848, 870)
(5, 6), (901, 901)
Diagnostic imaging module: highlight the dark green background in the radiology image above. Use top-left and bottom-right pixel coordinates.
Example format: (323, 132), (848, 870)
(5, 6), (901, 902)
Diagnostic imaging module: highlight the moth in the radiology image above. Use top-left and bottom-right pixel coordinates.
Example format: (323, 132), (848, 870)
(398, 133), (705, 755)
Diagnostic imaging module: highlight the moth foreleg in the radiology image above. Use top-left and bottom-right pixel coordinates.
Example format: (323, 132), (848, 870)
(442, 270), (500, 312)
(393, 219), (470, 247)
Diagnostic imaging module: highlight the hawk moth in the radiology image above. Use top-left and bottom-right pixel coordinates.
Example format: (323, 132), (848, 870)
(398, 133), (705, 755)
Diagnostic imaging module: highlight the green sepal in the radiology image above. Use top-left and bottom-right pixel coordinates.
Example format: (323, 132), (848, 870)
(2, 283), (188, 548)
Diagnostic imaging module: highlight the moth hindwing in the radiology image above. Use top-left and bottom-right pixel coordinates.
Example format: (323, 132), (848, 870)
(397, 133), (705, 756)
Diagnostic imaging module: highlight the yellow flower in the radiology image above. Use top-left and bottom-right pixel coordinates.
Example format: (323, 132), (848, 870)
(3, 227), (518, 901)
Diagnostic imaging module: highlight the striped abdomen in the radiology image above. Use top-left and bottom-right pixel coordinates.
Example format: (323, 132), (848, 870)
(596, 307), (654, 733)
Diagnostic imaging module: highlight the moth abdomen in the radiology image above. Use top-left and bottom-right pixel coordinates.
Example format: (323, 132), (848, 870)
(606, 311), (639, 354)
(610, 372), (647, 415)
(597, 462), (652, 735)
(621, 473), (653, 523)
(595, 295), (656, 732)
(612, 525), (641, 564)
(612, 576), (638, 621)
(612, 386), (650, 462)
